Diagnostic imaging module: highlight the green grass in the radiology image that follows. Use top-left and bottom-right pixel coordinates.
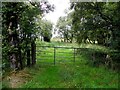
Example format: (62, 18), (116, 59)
(2, 41), (118, 88)
(20, 41), (118, 88)
(21, 61), (118, 88)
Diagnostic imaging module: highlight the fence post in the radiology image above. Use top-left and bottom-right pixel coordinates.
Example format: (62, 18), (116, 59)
(54, 47), (56, 65)
(74, 48), (75, 62)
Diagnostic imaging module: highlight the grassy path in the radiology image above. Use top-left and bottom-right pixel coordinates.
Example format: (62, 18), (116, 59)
(20, 42), (118, 88)
(21, 62), (118, 88)
(2, 41), (118, 88)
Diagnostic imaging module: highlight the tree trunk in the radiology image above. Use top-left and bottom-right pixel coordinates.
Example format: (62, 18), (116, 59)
(27, 48), (31, 66)
(70, 34), (73, 43)
(97, 32), (105, 45)
(7, 5), (19, 70)
(18, 47), (23, 69)
(43, 36), (50, 42)
(9, 53), (17, 70)
(31, 41), (36, 65)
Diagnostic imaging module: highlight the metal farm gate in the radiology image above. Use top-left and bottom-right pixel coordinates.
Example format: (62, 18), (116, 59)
(36, 46), (82, 65)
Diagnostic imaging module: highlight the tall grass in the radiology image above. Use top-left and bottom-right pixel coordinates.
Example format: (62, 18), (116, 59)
(20, 41), (118, 88)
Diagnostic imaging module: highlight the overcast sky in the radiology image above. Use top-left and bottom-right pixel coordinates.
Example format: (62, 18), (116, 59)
(44, 0), (70, 25)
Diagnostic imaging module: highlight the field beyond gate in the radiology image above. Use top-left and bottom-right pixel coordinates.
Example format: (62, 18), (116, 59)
(36, 46), (82, 64)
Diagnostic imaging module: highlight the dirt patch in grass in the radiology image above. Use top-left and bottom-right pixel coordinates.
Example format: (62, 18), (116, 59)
(3, 69), (32, 88)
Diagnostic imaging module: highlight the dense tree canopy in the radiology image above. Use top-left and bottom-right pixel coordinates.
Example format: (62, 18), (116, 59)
(2, 1), (54, 71)
(69, 2), (120, 69)
(56, 2), (120, 69)
(70, 2), (120, 49)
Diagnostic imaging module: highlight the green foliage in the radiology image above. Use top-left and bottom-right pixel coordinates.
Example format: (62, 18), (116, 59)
(2, 1), (54, 71)
(56, 12), (74, 43)
(70, 2), (120, 68)
(37, 19), (53, 41)
(70, 2), (120, 47)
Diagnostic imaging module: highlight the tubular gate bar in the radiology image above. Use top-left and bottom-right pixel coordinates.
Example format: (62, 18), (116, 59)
(36, 46), (85, 65)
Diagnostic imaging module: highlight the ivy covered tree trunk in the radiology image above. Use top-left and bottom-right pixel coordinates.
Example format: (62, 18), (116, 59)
(7, 5), (19, 70)
(8, 26), (19, 70)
